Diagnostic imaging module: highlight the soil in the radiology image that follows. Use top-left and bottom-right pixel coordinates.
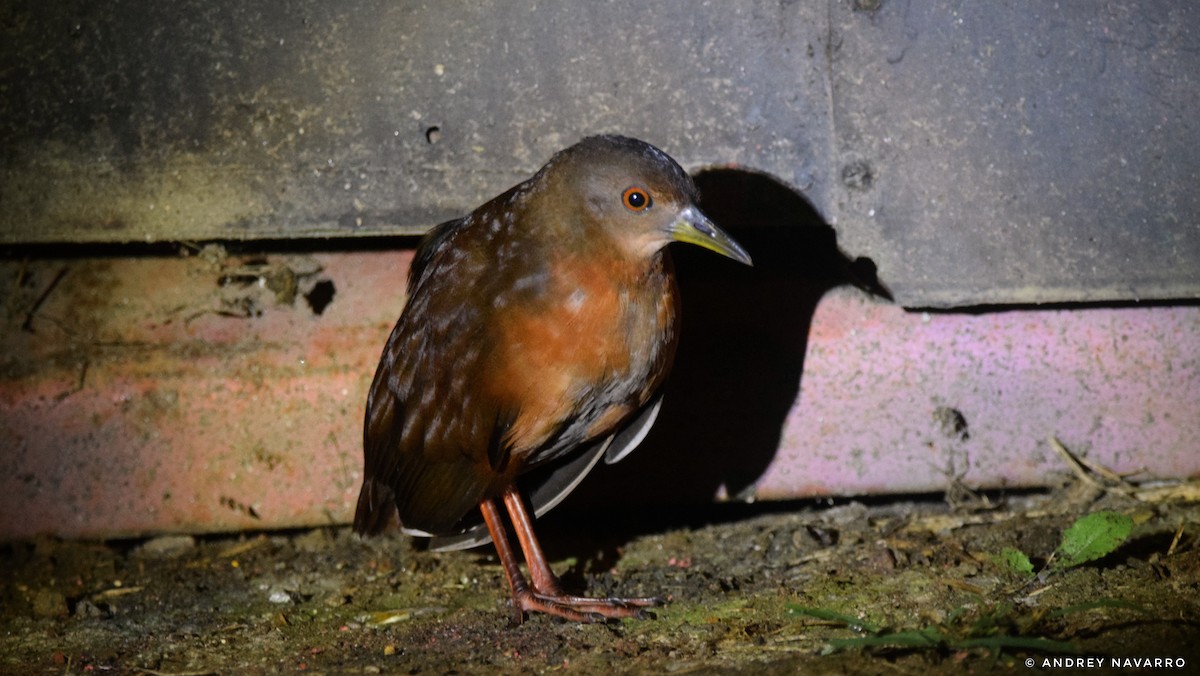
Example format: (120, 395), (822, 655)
(2, 485), (1198, 675)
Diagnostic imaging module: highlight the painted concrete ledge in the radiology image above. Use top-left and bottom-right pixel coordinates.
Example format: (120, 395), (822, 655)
(1, 250), (1196, 540)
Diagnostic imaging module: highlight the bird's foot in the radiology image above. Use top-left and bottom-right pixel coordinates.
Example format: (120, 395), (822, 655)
(511, 591), (662, 624)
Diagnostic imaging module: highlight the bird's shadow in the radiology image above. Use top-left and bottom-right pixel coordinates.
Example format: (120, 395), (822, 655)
(542, 168), (889, 552)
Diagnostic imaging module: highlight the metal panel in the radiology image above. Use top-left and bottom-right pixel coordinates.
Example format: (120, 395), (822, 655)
(826, 0), (1200, 306)
(0, 1), (830, 244)
(2, 1), (1197, 306)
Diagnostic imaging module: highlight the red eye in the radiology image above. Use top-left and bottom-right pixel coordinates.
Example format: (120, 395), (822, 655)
(622, 187), (652, 212)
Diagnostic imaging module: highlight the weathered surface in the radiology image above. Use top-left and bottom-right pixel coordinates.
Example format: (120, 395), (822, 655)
(826, 0), (1200, 306)
(0, 2), (829, 245)
(2, 247), (1196, 540)
(3, 1), (1198, 305)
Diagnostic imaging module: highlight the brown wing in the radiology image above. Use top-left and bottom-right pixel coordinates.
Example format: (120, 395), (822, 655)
(354, 216), (512, 536)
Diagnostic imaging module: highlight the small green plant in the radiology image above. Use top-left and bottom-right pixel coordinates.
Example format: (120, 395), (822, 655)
(787, 511), (1145, 660)
(995, 547), (1034, 575)
(1050, 511), (1134, 570)
(786, 603), (1075, 657)
(993, 510), (1134, 576)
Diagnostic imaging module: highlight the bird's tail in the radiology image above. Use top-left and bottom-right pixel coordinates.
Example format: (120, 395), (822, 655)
(353, 478), (396, 535)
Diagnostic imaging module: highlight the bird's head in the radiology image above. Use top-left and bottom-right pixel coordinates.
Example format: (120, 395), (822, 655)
(538, 135), (753, 267)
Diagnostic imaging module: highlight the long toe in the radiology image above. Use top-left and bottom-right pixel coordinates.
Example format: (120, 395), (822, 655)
(549, 594), (663, 614)
(516, 592), (663, 623)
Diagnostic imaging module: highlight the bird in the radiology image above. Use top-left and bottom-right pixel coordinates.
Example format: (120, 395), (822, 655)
(353, 134), (752, 623)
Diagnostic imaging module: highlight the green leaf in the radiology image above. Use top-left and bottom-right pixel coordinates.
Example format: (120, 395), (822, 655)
(993, 547), (1035, 575)
(825, 628), (943, 653)
(785, 605), (878, 633)
(1053, 511), (1133, 569)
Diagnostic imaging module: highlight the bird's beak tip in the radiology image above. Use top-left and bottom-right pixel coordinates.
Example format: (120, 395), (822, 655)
(670, 207), (753, 266)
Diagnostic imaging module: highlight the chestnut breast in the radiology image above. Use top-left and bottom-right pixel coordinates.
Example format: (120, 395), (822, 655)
(484, 239), (679, 471)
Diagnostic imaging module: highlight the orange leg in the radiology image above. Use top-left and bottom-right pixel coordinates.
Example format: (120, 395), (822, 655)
(479, 484), (661, 624)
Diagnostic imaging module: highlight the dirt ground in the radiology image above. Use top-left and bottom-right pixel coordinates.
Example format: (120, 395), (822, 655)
(2, 482), (1198, 675)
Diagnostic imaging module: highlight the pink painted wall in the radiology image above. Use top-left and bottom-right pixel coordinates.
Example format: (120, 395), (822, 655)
(1, 252), (1196, 539)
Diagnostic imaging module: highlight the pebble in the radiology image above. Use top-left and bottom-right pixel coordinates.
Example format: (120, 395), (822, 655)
(134, 535), (197, 558)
